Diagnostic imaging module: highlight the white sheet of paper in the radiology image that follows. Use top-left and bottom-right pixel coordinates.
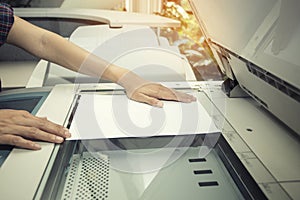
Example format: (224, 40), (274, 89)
(68, 93), (219, 140)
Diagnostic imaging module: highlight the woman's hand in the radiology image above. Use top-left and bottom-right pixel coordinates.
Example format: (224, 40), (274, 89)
(125, 82), (197, 107)
(0, 109), (71, 150)
(116, 70), (196, 107)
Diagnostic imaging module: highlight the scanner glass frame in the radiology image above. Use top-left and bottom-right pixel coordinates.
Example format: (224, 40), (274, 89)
(38, 134), (267, 200)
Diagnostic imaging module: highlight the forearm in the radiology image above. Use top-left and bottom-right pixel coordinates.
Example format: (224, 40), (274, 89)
(6, 16), (137, 84)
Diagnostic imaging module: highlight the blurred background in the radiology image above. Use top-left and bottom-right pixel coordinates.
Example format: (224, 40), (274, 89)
(1, 0), (223, 81)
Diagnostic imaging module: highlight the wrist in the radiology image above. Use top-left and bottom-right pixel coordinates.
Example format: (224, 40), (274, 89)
(103, 64), (149, 92)
(117, 70), (147, 90)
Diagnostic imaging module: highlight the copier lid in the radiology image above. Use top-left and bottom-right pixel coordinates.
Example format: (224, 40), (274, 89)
(188, 0), (300, 135)
(188, 0), (300, 88)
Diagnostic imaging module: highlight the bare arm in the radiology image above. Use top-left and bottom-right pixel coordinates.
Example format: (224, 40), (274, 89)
(6, 16), (196, 106)
(6, 16), (123, 82)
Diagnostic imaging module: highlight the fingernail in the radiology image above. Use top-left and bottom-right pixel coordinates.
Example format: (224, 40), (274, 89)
(64, 128), (71, 137)
(56, 136), (64, 143)
(33, 143), (41, 149)
(189, 97), (196, 102)
(155, 101), (163, 108)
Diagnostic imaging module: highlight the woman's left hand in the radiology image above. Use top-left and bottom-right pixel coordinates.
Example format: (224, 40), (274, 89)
(125, 82), (196, 107)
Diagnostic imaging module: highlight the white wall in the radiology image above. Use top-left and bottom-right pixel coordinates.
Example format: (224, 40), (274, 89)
(126, 0), (162, 13)
(61, 0), (124, 10)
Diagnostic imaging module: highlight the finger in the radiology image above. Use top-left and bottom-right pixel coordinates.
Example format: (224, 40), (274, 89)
(133, 84), (177, 101)
(33, 116), (71, 138)
(150, 85), (196, 103)
(172, 90), (197, 103)
(0, 135), (41, 150)
(3, 124), (65, 144)
(15, 112), (71, 138)
(131, 93), (164, 108)
(17, 125), (65, 144)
